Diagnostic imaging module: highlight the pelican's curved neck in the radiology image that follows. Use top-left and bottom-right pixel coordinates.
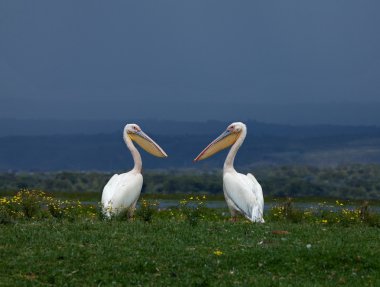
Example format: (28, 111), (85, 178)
(123, 133), (142, 173)
(223, 127), (247, 173)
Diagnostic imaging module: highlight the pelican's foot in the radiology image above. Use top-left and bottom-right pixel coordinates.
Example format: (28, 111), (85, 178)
(229, 216), (238, 223)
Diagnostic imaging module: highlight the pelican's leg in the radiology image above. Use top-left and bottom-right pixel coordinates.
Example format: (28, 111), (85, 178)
(128, 200), (138, 219)
(229, 209), (239, 222)
(224, 193), (239, 222)
(227, 201), (239, 222)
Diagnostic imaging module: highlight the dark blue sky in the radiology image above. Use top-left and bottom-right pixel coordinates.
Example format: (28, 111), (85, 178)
(1, 1), (379, 125)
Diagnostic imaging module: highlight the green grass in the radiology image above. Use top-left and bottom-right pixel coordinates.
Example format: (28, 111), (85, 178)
(0, 220), (379, 286)
(0, 190), (379, 286)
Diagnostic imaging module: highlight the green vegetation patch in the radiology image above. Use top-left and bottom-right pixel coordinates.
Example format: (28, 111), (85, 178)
(0, 220), (379, 286)
(0, 191), (379, 286)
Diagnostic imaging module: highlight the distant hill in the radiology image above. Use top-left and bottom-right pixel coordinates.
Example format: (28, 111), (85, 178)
(0, 120), (380, 171)
(1, 118), (379, 137)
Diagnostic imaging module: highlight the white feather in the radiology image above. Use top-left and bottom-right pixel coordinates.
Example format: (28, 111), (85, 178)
(195, 122), (265, 223)
(100, 124), (167, 218)
(101, 171), (143, 217)
(223, 171), (264, 222)
(247, 173), (265, 223)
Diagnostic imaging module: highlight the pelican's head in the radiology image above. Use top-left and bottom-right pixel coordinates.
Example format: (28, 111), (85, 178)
(194, 122), (245, 161)
(124, 124), (168, 158)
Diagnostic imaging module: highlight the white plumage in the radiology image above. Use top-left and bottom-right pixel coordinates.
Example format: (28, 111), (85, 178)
(101, 172), (143, 217)
(195, 122), (264, 222)
(223, 172), (264, 222)
(101, 124), (167, 218)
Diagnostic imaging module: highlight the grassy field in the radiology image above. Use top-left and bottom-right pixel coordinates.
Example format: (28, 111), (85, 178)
(0, 219), (379, 286)
(0, 190), (379, 286)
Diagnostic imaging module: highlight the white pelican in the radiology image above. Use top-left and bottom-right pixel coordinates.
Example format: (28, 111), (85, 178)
(101, 123), (167, 218)
(194, 122), (264, 223)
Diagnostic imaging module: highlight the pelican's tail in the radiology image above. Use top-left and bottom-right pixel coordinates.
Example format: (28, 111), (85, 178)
(250, 205), (265, 223)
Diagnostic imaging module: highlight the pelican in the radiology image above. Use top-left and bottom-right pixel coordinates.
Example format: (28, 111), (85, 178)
(101, 124), (167, 218)
(194, 122), (264, 223)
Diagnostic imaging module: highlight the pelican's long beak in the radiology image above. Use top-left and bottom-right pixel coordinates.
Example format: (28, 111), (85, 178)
(129, 131), (168, 158)
(194, 129), (240, 161)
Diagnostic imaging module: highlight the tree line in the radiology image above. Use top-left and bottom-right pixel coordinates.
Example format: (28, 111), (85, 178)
(0, 164), (379, 199)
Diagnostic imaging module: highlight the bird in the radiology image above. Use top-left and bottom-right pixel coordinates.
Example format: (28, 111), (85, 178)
(101, 123), (168, 218)
(194, 122), (264, 223)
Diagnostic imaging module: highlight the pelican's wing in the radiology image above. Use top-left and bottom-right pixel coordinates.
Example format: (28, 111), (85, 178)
(247, 173), (264, 222)
(223, 172), (264, 222)
(101, 174), (120, 207)
(101, 172), (143, 216)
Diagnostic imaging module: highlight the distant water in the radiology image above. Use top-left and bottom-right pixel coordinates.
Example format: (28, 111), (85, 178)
(154, 200), (380, 212)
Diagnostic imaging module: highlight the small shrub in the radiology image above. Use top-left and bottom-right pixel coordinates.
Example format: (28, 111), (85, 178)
(47, 200), (65, 219)
(136, 198), (158, 223)
(63, 200), (83, 221)
(0, 189), (88, 222)
(8, 189), (48, 219)
(46, 197), (83, 221)
(268, 198), (304, 223)
(97, 203), (109, 220)
(179, 195), (206, 226)
(0, 205), (14, 225)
